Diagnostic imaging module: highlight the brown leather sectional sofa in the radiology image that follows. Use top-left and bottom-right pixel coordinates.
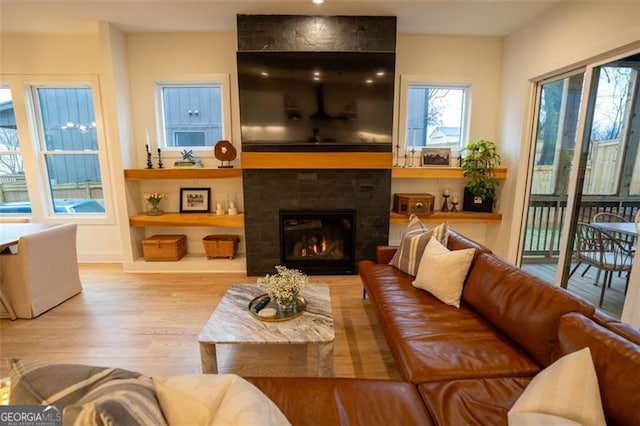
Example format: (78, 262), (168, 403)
(250, 230), (640, 425)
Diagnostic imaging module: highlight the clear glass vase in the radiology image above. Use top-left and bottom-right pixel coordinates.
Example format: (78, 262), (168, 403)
(275, 295), (298, 316)
(146, 200), (163, 216)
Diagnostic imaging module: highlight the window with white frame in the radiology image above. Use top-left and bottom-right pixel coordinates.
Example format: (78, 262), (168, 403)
(158, 80), (229, 150)
(403, 83), (470, 153)
(32, 85), (105, 215)
(0, 86), (30, 214)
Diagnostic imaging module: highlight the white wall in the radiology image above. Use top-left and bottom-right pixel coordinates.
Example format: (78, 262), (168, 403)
(98, 23), (135, 263)
(126, 31), (238, 167)
(1, 33), (100, 74)
(392, 34), (503, 245)
(1, 33), (124, 262)
(124, 32), (245, 262)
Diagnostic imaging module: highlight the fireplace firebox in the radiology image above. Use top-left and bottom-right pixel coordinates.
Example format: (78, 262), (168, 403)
(280, 210), (356, 275)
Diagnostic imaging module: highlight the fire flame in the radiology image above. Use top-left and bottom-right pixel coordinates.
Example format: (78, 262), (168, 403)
(300, 236), (328, 256)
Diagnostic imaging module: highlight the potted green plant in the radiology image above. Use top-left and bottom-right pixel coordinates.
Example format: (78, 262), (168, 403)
(461, 139), (501, 212)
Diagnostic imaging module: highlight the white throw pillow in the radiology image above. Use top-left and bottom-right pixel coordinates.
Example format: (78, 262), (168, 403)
(412, 237), (474, 308)
(508, 348), (606, 426)
(508, 413), (581, 426)
(153, 374), (291, 426)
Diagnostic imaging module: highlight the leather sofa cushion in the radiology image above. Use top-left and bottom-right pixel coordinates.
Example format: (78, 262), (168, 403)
(446, 229), (492, 256)
(591, 309), (640, 344)
(554, 313), (640, 426)
(376, 245), (398, 264)
(360, 261), (540, 383)
(247, 377), (434, 426)
(462, 254), (595, 366)
(418, 377), (531, 426)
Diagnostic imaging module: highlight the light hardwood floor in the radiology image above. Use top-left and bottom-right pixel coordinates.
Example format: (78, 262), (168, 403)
(0, 264), (401, 380)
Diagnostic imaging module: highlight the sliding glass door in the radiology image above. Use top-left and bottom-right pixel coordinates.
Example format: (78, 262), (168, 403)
(563, 54), (640, 314)
(520, 72), (584, 282)
(520, 52), (640, 318)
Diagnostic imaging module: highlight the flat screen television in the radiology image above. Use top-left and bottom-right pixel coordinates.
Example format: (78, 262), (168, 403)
(237, 51), (395, 152)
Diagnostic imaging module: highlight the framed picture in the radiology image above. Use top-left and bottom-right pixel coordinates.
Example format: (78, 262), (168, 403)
(421, 148), (451, 167)
(180, 188), (211, 213)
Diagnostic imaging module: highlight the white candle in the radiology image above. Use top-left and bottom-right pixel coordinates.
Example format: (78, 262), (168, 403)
(230, 201), (235, 209)
(443, 188), (451, 196)
(451, 195), (459, 204)
(216, 203), (222, 210)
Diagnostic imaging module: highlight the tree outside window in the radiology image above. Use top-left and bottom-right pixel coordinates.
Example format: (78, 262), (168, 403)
(0, 86), (29, 208)
(404, 84), (469, 156)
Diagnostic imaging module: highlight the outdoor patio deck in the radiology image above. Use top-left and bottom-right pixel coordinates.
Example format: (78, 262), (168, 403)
(521, 261), (626, 318)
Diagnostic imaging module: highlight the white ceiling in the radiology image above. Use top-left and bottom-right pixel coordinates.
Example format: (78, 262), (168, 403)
(0, 0), (563, 36)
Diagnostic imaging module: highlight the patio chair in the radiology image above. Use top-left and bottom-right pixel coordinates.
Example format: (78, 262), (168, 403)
(592, 212), (628, 223)
(569, 222), (633, 307)
(592, 211), (635, 281)
(592, 212), (634, 247)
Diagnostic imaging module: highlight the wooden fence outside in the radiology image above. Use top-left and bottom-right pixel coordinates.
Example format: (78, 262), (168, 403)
(532, 140), (624, 195)
(0, 181), (103, 203)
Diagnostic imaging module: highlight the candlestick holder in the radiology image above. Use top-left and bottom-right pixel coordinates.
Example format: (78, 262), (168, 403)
(450, 197), (459, 212)
(157, 148), (164, 169)
(393, 141), (401, 167)
(441, 194), (450, 212)
(145, 145), (154, 169)
(409, 148), (416, 167)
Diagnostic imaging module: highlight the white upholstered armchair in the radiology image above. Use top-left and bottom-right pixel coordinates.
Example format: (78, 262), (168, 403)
(0, 223), (82, 319)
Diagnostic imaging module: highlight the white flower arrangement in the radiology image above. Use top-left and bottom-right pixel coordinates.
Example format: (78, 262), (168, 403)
(258, 265), (308, 304)
(144, 192), (165, 204)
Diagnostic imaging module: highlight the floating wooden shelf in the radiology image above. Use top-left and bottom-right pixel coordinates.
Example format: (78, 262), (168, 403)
(241, 152), (392, 169)
(390, 211), (502, 225)
(124, 168), (242, 180)
(392, 167), (508, 179)
(130, 212), (245, 227)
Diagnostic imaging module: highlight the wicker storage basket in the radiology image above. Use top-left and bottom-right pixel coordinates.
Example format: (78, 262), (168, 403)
(142, 234), (187, 261)
(202, 234), (240, 259)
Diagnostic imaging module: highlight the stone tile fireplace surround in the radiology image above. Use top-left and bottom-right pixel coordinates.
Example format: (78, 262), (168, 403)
(243, 169), (390, 275)
(238, 15), (396, 275)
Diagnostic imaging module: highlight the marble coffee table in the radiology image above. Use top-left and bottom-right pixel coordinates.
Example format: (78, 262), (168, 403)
(198, 283), (335, 376)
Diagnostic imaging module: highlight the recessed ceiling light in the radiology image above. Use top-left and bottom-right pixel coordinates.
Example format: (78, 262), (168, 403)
(365, 79), (374, 84)
(260, 71), (269, 77)
(376, 71), (385, 77)
(313, 71), (321, 76)
(313, 76), (320, 81)
(313, 0), (324, 4)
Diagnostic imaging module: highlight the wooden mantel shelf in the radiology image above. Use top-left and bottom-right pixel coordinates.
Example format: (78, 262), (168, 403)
(241, 152), (392, 169)
(392, 167), (508, 179)
(130, 212), (244, 227)
(390, 211), (502, 225)
(124, 168), (242, 180)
